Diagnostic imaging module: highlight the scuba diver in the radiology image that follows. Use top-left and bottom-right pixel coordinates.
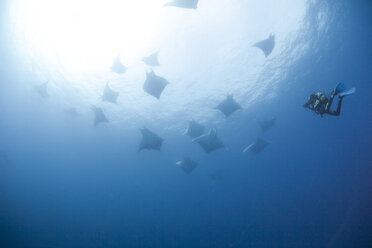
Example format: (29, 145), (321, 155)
(303, 83), (355, 117)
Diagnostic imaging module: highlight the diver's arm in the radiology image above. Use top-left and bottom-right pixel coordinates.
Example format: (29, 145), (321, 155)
(303, 94), (317, 109)
(303, 98), (313, 108)
(303, 103), (313, 110)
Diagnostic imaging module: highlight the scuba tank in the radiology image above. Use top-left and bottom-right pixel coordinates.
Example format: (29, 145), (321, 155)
(313, 93), (328, 115)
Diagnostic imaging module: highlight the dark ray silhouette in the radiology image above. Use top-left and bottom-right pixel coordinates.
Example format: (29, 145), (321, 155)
(110, 55), (127, 74)
(176, 157), (198, 174)
(91, 105), (108, 127)
(193, 128), (224, 153)
(0, 150), (10, 166)
(64, 107), (79, 116)
(143, 70), (169, 99)
(102, 82), (119, 104)
(243, 138), (269, 154)
(259, 118), (276, 132)
(142, 51), (160, 66)
(138, 128), (164, 151)
(253, 34), (275, 57)
(209, 170), (223, 182)
(36, 82), (49, 98)
(163, 0), (198, 9)
(215, 95), (242, 117)
(184, 120), (205, 138)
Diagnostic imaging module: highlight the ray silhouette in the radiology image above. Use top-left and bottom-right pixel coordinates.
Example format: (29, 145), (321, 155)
(143, 70), (170, 99)
(243, 138), (269, 154)
(193, 128), (224, 153)
(184, 120), (205, 138)
(102, 82), (119, 104)
(142, 51), (160, 66)
(176, 157), (198, 174)
(138, 128), (164, 151)
(253, 34), (275, 57)
(91, 105), (108, 127)
(259, 118), (276, 132)
(0, 150), (10, 166)
(64, 107), (79, 116)
(36, 82), (49, 98)
(163, 0), (198, 9)
(209, 170), (223, 182)
(110, 55), (127, 74)
(215, 95), (242, 117)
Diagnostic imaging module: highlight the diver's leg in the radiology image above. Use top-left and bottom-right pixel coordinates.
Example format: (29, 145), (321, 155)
(328, 97), (343, 116)
(326, 94), (335, 112)
(335, 96), (343, 116)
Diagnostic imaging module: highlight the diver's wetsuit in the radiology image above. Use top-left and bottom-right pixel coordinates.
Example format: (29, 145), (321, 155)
(303, 91), (344, 116)
(326, 93), (343, 116)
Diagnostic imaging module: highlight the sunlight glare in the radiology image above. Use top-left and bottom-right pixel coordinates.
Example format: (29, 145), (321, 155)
(12, 0), (164, 72)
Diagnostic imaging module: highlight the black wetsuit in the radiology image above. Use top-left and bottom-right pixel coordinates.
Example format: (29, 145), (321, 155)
(325, 93), (343, 116)
(304, 92), (343, 116)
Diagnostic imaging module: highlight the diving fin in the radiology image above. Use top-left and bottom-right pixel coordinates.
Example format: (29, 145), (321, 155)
(335, 82), (346, 94)
(339, 87), (356, 97)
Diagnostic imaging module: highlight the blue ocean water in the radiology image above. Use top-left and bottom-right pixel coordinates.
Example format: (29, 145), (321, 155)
(0, 0), (371, 248)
